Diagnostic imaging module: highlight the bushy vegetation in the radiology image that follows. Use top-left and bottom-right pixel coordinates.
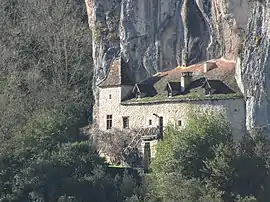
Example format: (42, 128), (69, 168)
(0, 109), (143, 201)
(147, 112), (270, 202)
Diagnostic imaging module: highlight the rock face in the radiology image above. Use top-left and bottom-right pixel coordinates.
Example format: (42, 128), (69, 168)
(85, 0), (247, 84)
(85, 0), (270, 133)
(237, 0), (270, 134)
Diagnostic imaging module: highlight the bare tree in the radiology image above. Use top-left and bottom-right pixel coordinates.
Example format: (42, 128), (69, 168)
(0, 0), (93, 138)
(91, 128), (143, 167)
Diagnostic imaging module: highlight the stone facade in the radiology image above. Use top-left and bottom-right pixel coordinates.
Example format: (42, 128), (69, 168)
(98, 86), (246, 140)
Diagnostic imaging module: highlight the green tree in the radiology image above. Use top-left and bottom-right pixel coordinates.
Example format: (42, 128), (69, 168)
(205, 135), (270, 201)
(151, 111), (232, 178)
(148, 111), (270, 201)
(0, 109), (144, 201)
(0, 110), (104, 201)
(149, 111), (232, 201)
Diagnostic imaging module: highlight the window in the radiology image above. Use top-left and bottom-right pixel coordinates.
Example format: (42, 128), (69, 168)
(178, 120), (182, 126)
(109, 94), (112, 99)
(123, 117), (129, 129)
(149, 119), (152, 126)
(106, 115), (112, 130)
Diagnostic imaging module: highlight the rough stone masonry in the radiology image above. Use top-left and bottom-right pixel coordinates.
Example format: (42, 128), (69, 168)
(85, 0), (270, 134)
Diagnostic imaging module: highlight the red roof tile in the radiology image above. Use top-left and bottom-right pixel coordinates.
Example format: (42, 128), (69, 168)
(140, 58), (239, 96)
(159, 58), (236, 77)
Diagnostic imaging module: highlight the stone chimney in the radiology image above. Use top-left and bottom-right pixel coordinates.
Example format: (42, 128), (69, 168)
(204, 61), (217, 73)
(181, 72), (192, 92)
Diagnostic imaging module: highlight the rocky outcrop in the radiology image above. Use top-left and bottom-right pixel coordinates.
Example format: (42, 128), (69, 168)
(237, 0), (270, 134)
(85, 0), (248, 85)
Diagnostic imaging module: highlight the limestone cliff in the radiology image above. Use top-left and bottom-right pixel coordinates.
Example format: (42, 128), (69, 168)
(85, 0), (270, 133)
(237, 0), (270, 134)
(85, 0), (248, 84)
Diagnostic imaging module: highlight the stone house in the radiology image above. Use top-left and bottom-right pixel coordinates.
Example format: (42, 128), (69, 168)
(96, 57), (246, 163)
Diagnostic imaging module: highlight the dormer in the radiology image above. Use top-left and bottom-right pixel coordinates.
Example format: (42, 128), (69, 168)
(202, 78), (235, 96)
(165, 82), (181, 97)
(132, 83), (156, 99)
(181, 72), (192, 92)
(133, 84), (142, 99)
(202, 79), (214, 96)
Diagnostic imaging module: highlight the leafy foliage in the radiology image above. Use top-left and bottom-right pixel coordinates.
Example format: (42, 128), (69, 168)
(0, 109), (143, 201)
(0, 110), (96, 201)
(148, 112), (270, 202)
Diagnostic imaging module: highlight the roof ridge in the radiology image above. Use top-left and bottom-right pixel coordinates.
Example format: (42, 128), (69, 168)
(218, 57), (236, 63)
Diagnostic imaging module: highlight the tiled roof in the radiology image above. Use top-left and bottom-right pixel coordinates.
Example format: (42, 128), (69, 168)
(132, 58), (240, 98)
(98, 58), (133, 87)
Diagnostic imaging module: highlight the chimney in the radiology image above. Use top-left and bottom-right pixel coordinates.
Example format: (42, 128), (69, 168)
(181, 72), (192, 92)
(204, 61), (217, 73)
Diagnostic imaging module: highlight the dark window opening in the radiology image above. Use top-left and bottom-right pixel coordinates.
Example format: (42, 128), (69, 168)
(109, 94), (112, 99)
(143, 142), (151, 171)
(149, 119), (152, 126)
(123, 117), (129, 129)
(106, 115), (112, 130)
(178, 120), (182, 126)
(205, 88), (211, 96)
(136, 93), (141, 99)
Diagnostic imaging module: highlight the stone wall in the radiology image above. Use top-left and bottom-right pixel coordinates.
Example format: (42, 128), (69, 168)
(98, 86), (246, 139)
